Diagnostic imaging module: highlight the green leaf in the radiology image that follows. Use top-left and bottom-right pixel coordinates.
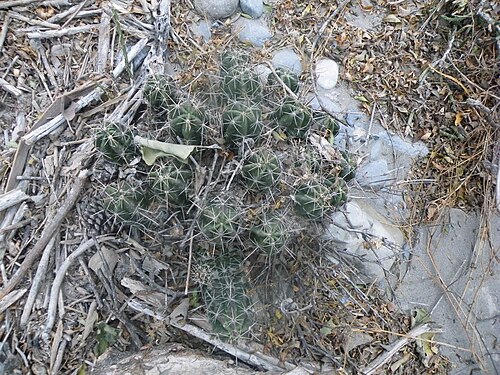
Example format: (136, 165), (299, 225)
(134, 136), (196, 165)
(95, 322), (121, 357)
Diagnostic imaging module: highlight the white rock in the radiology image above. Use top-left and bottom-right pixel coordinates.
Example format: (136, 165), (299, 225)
(240, 0), (264, 18)
(324, 200), (404, 283)
(191, 20), (211, 42)
(194, 0), (239, 19)
(315, 59), (339, 90)
(254, 64), (272, 84)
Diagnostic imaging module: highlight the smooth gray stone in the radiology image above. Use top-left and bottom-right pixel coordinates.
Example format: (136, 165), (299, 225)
(271, 48), (302, 75)
(194, 0), (239, 19)
(240, 0), (264, 18)
(232, 18), (272, 47)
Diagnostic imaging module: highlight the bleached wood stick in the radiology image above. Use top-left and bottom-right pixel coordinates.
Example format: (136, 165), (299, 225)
(21, 38), (148, 145)
(0, 77), (22, 97)
(0, 189), (29, 211)
(26, 24), (97, 39)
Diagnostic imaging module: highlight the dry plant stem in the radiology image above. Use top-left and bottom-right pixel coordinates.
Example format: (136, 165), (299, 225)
(19, 237), (56, 328)
(0, 13), (10, 53)
(0, 77), (22, 97)
(0, 170), (88, 300)
(21, 38), (148, 146)
(0, 189), (28, 211)
(43, 237), (97, 336)
(96, 6), (111, 74)
(8, 11), (59, 29)
(361, 323), (436, 374)
(26, 24), (97, 39)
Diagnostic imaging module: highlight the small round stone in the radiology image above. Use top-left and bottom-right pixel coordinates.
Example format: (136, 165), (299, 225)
(315, 59), (339, 90)
(194, 0), (239, 19)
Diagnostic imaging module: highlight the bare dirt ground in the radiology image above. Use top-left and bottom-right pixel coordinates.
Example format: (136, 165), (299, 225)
(0, 0), (498, 374)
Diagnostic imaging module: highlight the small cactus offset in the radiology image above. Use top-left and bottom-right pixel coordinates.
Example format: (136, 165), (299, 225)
(169, 102), (205, 144)
(268, 67), (299, 93)
(293, 178), (335, 220)
(338, 151), (357, 182)
(199, 198), (240, 245)
(274, 97), (312, 138)
(149, 161), (193, 207)
(241, 150), (281, 192)
(95, 122), (137, 165)
(144, 75), (178, 112)
(222, 70), (262, 103)
(203, 255), (253, 340)
(103, 181), (150, 223)
(314, 111), (340, 139)
(223, 102), (262, 147)
(250, 213), (289, 256)
(328, 176), (349, 207)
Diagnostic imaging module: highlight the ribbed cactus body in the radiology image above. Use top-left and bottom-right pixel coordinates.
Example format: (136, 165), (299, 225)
(293, 179), (334, 220)
(95, 122), (137, 164)
(274, 97), (312, 138)
(203, 255), (252, 339)
(241, 151), (281, 192)
(250, 214), (288, 255)
(222, 71), (262, 103)
(339, 151), (357, 182)
(200, 199), (240, 245)
(149, 162), (193, 206)
(223, 103), (262, 146)
(103, 181), (150, 222)
(144, 75), (178, 111)
(268, 68), (299, 93)
(220, 51), (249, 75)
(166, 101), (205, 144)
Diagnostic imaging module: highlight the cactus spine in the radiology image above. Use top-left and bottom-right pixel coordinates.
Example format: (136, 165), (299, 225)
(274, 97), (312, 138)
(241, 151), (281, 192)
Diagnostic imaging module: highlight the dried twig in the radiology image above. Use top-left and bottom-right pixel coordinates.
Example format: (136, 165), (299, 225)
(0, 170), (88, 300)
(0, 77), (22, 97)
(0, 11), (10, 52)
(361, 323), (438, 374)
(0, 189), (28, 211)
(26, 24), (98, 39)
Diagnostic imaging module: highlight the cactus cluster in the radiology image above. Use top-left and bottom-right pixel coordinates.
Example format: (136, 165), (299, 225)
(92, 49), (360, 342)
(203, 255), (253, 339)
(95, 122), (137, 164)
(241, 150), (281, 192)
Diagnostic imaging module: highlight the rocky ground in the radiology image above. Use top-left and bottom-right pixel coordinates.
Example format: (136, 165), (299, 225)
(0, 0), (498, 374)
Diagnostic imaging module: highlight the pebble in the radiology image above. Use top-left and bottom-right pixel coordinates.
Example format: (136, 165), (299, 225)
(315, 58), (339, 90)
(232, 18), (272, 47)
(240, 0), (264, 18)
(194, 0), (239, 19)
(192, 20), (211, 42)
(271, 48), (302, 75)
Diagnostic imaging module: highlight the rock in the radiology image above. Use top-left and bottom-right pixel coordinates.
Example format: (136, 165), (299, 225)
(356, 159), (390, 187)
(194, 0), (239, 19)
(240, 0), (264, 18)
(271, 48), (302, 75)
(315, 59), (339, 90)
(191, 20), (211, 42)
(324, 200), (403, 283)
(232, 18), (272, 47)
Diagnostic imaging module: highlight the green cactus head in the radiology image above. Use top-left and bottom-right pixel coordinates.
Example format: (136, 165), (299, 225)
(274, 97), (312, 138)
(250, 213), (289, 256)
(149, 161), (193, 207)
(95, 122), (137, 165)
(338, 151), (357, 182)
(241, 150), (281, 192)
(268, 67), (299, 93)
(223, 102), (262, 147)
(103, 180), (150, 222)
(203, 254), (253, 340)
(199, 198), (240, 245)
(328, 176), (349, 207)
(169, 102), (205, 144)
(221, 70), (262, 104)
(293, 178), (335, 220)
(144, 75), (178, 112)
(220, 51), (249, 75)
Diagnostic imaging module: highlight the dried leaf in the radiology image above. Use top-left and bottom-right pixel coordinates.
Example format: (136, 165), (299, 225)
(134, 136), (196, 165)
(88, 247), (119, 275)
(384, 14), (402, 23)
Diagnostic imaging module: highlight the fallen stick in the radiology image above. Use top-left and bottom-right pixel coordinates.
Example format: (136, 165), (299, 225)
(361, 323), (437, 374)
(26, 24), (97, 39)
(0, 189), (29, 212)
(0, 170), (88, 300)
(0, 77), (22, 97)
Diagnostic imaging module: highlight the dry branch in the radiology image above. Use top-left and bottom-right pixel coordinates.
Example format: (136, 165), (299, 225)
(26, 24), (97, 39)
(0, 170), (88, 300)
(0, 189), (28, 211)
